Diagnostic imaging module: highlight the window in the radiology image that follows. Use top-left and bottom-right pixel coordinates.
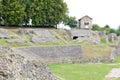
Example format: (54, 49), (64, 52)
(84, 22), (89, 25)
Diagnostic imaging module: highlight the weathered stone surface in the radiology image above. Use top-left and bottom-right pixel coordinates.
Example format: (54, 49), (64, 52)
(106, 36), (109, 43)
(0, 54), (55, 80)
(69, 29), (100, 44)
(31, 36), (54, 43)
(118, 36), (120, 41)
(98, 31), (106, 37)
(108, 33), (117, 42)
(31, 29), (55, 43)
(18, 29), (56, 43)
(6, 40), (14, 44)
(10, 35), (19, 39)
(110, 47), (118, 62)
(116, 37), (120, 54)
(13, 46), (83, 64)
(110, 37), (120, 62)
(32, 29), (52, 36)
(0, 45), (11, 53)
(16, 40), (27, 44)
(18, 28), (33, 35)
(0, 28), (10, 38)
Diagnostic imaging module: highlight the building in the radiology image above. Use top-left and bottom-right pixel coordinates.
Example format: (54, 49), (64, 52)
(79, 15), (92, 29)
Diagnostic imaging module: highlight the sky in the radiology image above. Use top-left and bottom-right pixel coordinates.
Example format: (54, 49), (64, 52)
(64, 0), (120, 29)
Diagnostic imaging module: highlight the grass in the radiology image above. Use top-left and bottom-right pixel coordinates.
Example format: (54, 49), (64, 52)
(49, 62), (120, 80)
(72, 41), (112, 59)
(49, 54), (120, 80)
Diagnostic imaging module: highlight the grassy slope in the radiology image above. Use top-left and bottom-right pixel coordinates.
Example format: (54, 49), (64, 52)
(80, 42), (112, 59)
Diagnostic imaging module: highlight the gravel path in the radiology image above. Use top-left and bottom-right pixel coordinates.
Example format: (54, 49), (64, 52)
(105, 68), (120, 78)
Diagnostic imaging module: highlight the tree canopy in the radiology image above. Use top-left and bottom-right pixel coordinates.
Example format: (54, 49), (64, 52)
(92, 24), (101, 31)
(92, 24), (120, 36)
(63, 16), (77, 28)
(0, 0), (69, 27)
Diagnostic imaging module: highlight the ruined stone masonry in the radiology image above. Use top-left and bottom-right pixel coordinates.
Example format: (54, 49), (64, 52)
(69, 29), (100, 44)
(0, 45), (55, 80)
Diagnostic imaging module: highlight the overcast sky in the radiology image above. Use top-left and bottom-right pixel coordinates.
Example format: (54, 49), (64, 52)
(64, 0), (120, 29)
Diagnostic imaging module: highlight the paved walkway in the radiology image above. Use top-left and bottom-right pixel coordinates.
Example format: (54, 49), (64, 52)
(105, 68), (120, 78)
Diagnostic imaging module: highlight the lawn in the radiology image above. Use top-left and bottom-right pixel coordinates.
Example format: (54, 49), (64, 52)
(49, 63), (120, 80)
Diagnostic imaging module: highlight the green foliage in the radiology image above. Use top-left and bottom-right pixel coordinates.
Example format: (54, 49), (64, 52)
(100, 37), (106, 44)
(0, 0), (68, 27)
(1, 0), (25, 25)
(92, 24), (120, 36)
(92, 24), (101, 31)
(109, 28), (116, 33)
(103, 25), (111, 35)
(116, 26), (120, 36)
(63, 16), (77, 28)
(103, 25), (116, 35)
(104, 25), (110, 29)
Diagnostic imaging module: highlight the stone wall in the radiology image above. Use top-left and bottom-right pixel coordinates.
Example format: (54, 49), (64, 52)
(13, 46), (83, 64)
(13, 45), (113, 64)
(0, 45), (12, 53)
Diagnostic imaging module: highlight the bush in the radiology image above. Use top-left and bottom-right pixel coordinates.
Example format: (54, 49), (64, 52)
(101, 37), (106, 44)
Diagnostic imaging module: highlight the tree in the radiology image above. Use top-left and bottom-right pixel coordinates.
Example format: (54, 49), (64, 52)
(68, 17), (77, 28)
(1, 0), (68, 27)
(23, 0), (68, 26)
(1, 0), (25, 26)
(0, 0), (2, 15)
(109, 28), (116, 33)
(104, 25), (110, 29)
(92, 24), (101, 31)
(42, 0), (68, 26)
(103, 25), (111, 34)
(116, 26), (120, 36)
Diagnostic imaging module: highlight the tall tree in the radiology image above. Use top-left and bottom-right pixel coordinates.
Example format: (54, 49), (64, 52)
(1, 0), (25, 25)
(1, 0), (68, 27)
(22, 0), (68, 26)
